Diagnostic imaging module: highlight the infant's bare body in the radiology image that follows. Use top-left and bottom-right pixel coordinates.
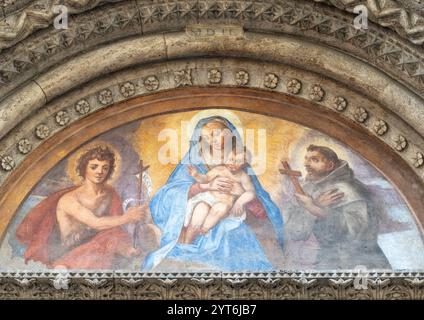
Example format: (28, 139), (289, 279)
(207, 166), (244, 205)
(182, 150), (256, 244)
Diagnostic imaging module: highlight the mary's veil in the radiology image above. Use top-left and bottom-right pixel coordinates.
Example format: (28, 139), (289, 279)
(185, 116), (243, 166)
(143, 115), (284, 271)
(182, 116), (284, 248)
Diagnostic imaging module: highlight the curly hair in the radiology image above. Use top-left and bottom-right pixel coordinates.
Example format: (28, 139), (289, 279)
(76, 145), (116, 180)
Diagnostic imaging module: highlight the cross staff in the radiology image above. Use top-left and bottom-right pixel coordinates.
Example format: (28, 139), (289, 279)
(133, 159), (150, 248)
(279, 160), (306, 196)
(136, 159), (150, 204)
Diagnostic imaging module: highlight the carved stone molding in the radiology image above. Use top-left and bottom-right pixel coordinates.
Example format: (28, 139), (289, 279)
(315, 0), (424, 45)
(2, 25), (424, 148)
(0, 1), (142, 97)
(0, 1), (31, 18)
(2, 0), (424, 103)
(0, 0), (124, 49)
(0, 271), (423, 300)
(1, 0), (423, 52)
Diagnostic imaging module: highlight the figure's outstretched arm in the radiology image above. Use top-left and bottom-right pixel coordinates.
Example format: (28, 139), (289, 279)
(294, 193), (329, 219)
(58, 196), (144, 230)
(294, 188), (345, 218)
(188, 171), (234, 198)
(237, 174), (256, 200)
(231, 174), (256, 216)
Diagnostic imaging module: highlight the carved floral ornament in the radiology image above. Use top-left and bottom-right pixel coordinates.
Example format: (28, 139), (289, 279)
(119, 81), (135, 98)
(17, 138), (31, 154)
(208, 69), (222, 84)
(75, 99), (90, 115)
(235, 70), (249, 86)
(286, 79), (302, 95)
(373, 120), (389, 136)
(174, 69), (192, 87)
(55, 111), (70, 126)
(264, 73), (279, 89)
(394, 135), (408, 152)
(97, 89), (113, 105)
(0, 155), (14, 171)
(34, 124), (50, 140)
(309, 85), (325, 102)
(0, 271), (423, 299)
(333, 97), (348, 112)
(413, 152), (424, 168)
(354, 107), (369, 123)
(143, 75), (159, 91)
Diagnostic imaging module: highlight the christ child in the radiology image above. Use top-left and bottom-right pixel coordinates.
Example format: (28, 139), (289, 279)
(182, 147), (256, 244)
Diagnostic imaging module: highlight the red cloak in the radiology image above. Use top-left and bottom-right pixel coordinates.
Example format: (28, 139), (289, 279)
(16, 186), (133, 269)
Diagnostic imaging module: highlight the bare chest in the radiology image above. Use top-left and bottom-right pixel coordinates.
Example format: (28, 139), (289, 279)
(77, 193), (112, 217)
(214, 167), (243, 182)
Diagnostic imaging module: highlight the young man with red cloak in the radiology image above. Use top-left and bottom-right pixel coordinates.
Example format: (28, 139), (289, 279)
(16, 146), (150, 269)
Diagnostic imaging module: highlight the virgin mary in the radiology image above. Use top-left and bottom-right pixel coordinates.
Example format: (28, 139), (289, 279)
(142, 116), (284, 271)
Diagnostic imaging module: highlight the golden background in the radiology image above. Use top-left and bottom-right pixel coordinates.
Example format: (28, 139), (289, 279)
(132, 109), (307, 194)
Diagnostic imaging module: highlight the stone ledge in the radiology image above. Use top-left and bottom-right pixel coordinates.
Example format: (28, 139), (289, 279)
(0, 272), (423, 299)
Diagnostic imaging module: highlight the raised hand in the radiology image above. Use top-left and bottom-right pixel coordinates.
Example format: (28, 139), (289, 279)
(231, 201), (245, 216)
(315, 188), (344, 208)
(295, 193), (315, 209)
(208, 176), (234, 193)
(295, 193), (327, 219)
(126, 204), (148, 223)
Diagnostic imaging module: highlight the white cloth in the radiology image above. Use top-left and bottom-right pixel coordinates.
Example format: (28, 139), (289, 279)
(184, 191), (246, 227)
(184, 192), (217, 227)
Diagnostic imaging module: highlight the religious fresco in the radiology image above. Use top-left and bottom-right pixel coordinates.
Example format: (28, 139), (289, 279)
(0, 109), (423, 272)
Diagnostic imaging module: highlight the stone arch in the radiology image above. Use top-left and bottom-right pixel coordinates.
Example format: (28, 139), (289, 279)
(1, 0), (424, 299)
